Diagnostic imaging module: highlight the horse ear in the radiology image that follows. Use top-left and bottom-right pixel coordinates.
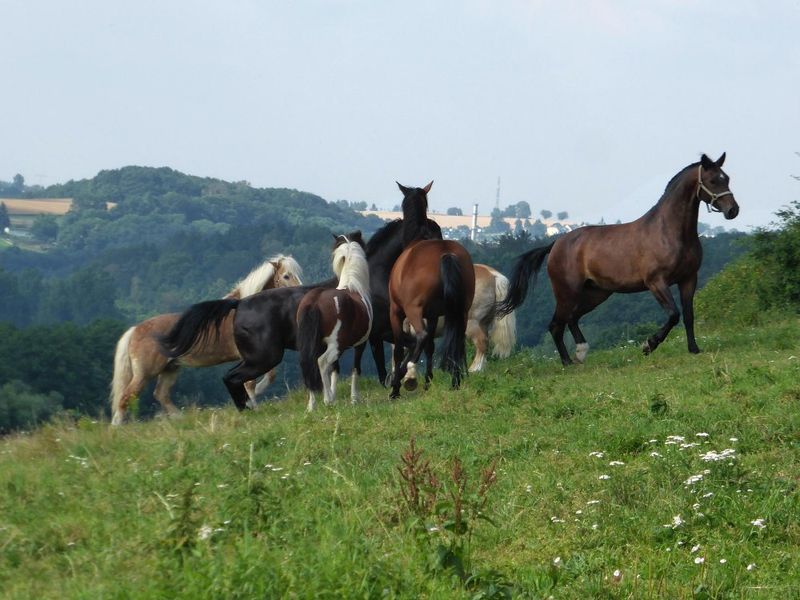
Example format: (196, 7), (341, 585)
(700, 154), (715, 170)
(422, 180), (433, 194)
(352, 230), (363, 243)
(716, 152), (726, 168)
(396, 181), (409, 195)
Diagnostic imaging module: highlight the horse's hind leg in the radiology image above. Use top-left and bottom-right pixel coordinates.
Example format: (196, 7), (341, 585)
(113, 362), (149, 425)
(224, 361), (270, 411)
(643, 279), (680, 355)
(153, 366), (181, 418)
(568, 289), (612, 363)
(351, 344), (366, 404)
(467, 318), (488, 372)
(401, 311), (430, 392)
(549, 314), (573, 366)
(423, 318), (437, 389)
(679, 275), (700, 354)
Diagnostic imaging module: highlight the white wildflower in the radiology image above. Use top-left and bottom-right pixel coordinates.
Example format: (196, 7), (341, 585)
(729, 437), (738, 443)
(587, 499), (601, 505)
(719, 559), (727, 564)
(612, 569), (622, 582)
(598, 474), (611, 480)
(216, 484), (228, 488)
(650, 451), (663, 458)
(696, 432), (710, 438)
(700, 448), (736, 462)
(702, 492), (714, 498)
(750, 518), (766, 530)
(609, 460), (625, 466)
(669, 515), (684, 529)
(589, 451), (605, 458)
(197, 525), (213, 541)
(747, 563), (756, 571)
(648, 439), (659, 444)
(680, 442), (700, 449)
(691, 544), (701, 553)
(553, 556), (562, 566)
(592, 523), (599, 530)
(684, 473), (705, 486)
(694, 557), (705, 564)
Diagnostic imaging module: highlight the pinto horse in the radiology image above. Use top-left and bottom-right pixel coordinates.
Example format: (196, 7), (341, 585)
(298, 232), (372, 410)
(388, 239), (475, 398)
(110, 255), (302, 425)
(159, 182), (441, 409)
(497, 153), (739, 365)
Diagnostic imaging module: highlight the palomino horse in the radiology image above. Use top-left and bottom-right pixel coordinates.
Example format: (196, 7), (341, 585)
(402, 263), (516, 373)
(110, 255), (302, 424)
(297, 232), (372, 411)
(159, 182), (440, 410)
(497, 153), (739, 365)
(388, 239), (475, 398)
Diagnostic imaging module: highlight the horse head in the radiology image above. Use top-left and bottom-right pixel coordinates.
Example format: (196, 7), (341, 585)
(396, 181), (441, 245)
(270, 255), (304, 288)
(698, 153), (739, 220)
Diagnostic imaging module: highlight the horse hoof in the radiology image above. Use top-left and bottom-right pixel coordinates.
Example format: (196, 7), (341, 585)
(403, 378), (418, 391)
(389, 391), (401, 400)
(689, 346), (702, 354)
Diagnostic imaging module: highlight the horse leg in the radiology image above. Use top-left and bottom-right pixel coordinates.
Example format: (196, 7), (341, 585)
(423, 318), (437, 389)
(388, 302), (406, 399)
(370, 338), (389, 387)
(643, 280), (681, 355)
(330, 359), (340, 397)
(467, 318), (488, 372)
(401, 311), (429, 392)
(549, 313), (573, 366)
(317, 343), (340, 406)
(252, 368), (277, 400)
(223, 360), (272, 411)
(153, 366), (181, 418)
(568, 289), (612, 363)
(351, 343), (366, 404)
(679, 275), (701, 354)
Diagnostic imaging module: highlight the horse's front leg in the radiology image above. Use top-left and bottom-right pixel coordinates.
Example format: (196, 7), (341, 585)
(643, 279), (681, 355)
(351, 343), (366, 404)
(679, 275), (700, 354)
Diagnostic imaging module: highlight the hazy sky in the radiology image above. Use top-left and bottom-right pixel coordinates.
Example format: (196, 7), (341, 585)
(2, 0), (799, 229)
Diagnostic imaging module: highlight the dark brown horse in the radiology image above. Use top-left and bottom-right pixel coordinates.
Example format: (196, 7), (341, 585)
(388, 239), (475, 398)
(497, 153), (739, 365)
(297, 232), (372, 411)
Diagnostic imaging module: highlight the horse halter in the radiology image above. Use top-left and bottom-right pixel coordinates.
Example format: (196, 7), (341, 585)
(696, 165), (733, 213)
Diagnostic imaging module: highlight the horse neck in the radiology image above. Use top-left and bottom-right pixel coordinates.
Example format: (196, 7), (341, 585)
(648, 170), (701, 242)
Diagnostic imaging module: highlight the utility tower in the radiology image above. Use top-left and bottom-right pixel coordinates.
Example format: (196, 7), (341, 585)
(495, 176), (501, 212)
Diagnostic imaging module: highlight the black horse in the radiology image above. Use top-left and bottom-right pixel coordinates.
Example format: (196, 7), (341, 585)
(160, 182), (441, 409)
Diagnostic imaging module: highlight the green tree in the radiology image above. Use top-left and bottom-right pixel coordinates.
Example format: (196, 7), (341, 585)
(446, 207), (463, 216)
(0, 380), (63, 433)
(30, 214), (59, 241)
(557, 211), (569, 220)
(540, 209), (552, 220)
(515, 201), (531, 218)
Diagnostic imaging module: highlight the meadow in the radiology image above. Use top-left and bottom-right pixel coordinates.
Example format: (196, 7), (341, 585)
(1, 316), (799, 599)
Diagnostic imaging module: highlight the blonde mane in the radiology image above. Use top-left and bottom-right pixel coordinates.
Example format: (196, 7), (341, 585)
(333, 241), (370, 301)
(227, 255), (302, 299)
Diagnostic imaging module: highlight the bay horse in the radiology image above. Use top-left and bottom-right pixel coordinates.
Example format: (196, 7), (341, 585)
(497, 153), (739, 365)
(159, 182), (441, 410)
(388, 239), (475, 398)
(401, 263), (516, 372)
(110, 255), (302, 425)
(297, 232), (372, 410)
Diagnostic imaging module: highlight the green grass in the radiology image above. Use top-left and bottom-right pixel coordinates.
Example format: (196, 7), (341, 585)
(2, 318), (799, 598)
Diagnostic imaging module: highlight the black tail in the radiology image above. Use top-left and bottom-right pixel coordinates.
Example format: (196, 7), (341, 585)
(297, 305), (324, 392)
(159, 299), (239, 358)
(495, 242), (555, 316)
(439, 254), (468, 389)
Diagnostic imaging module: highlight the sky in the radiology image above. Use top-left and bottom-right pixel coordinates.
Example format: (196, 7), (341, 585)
(2, 0), (799, 229)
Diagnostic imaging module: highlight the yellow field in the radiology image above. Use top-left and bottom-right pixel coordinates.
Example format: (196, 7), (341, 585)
(1, 198), (73, 215)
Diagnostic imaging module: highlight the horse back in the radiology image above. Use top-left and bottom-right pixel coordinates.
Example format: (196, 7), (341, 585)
(297, 288), (371, 348)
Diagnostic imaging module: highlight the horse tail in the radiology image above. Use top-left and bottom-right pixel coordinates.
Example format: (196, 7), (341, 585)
(490, 271), (517, 358)
(297, 305), (324, 392)
(110, 326), (135, 420)
(159, 299), (239, 358)
(495, 241), (555, 316)
(440, 254), (468, 388)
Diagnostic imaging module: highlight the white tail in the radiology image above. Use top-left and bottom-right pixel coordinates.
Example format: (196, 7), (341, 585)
(490, 271), (516, 358)
(110, 326), (135, 423)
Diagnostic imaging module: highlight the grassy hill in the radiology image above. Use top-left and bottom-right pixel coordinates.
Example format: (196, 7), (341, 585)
(1, 316), (799, 598)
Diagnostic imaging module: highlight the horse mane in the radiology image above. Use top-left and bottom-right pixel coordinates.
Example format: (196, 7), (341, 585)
(227, 255), (302, 298)
(662, 161), (700, 196)
(333, 241), (371, 301)
(402, 189), (434, 245)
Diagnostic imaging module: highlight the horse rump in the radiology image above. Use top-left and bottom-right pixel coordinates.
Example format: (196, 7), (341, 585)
(297, 304), (325, 392)
(159, 298), (239, 358)
(490, 271), (517, 358)
(440, 253), (468, 388)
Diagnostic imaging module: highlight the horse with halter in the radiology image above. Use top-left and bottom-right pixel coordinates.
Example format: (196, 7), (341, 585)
(297, 232), (372, 411)
(388, 238), (475, 398)
(497, 153), (739, 365)
(110, 255), (303, 425)
(159, 182), (441, 410)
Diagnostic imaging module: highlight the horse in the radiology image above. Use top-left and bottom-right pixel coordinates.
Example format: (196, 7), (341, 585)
(110, 255), (303, 425)
(401, 263), (516, 372)
(496, 153), (739, 365)
(297, 232), (372, 411)
(159, 182), (441, 410)
(388, 239), (475, 398)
